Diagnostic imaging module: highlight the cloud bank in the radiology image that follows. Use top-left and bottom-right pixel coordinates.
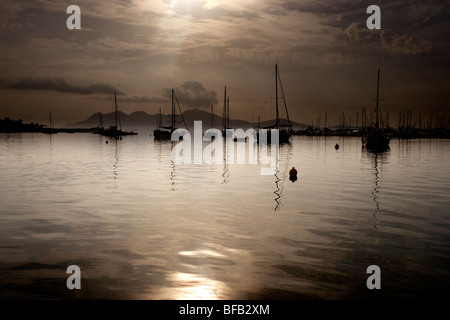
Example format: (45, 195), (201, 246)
(162, 81), (218, 108)
(2, 77), (123, 95)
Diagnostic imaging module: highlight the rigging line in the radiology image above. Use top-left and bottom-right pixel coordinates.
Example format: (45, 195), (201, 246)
(261, 70), (274, 122)
(174, 92), (188, 129)
(157, 92), (171, 127)
(277, 67), (292, 128)
(117, 94), (122, 130)
(161, 96), (170, 116)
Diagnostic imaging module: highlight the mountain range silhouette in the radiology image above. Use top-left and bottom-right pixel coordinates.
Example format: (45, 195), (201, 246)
(65, 109), (307, 131)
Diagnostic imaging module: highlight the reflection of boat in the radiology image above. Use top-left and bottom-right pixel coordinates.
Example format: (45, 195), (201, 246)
(154, 89), (187, 140)
(42, 111), (57, 134)
(362, 145), (390, 230)
(170, 157), (176, 191)
(258, 64), (293, 144)
(367, 150), (387, 229)
(101, 91), (138, 137)
(113, 139), (119, 182)
(272, 142), (293, 210)
(221, 143), (231, 184)
(362, 62), (390, 151)
(372, 152), (380, 216)
(274, 172), (281, 211)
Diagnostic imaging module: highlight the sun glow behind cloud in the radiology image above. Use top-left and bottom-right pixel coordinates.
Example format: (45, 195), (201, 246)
(202, 0), (221, 10)
(0, 0), (447, 125)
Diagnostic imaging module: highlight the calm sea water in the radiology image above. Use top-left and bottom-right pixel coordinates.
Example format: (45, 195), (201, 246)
(0, 132), (449, 299)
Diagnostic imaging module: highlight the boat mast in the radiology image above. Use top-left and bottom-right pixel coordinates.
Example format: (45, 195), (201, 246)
(375, 62), (380, 129)
(99, 113), (104, 129)
(275, 64), (279, 129)
(49, 111), (53, 129)
(277, 65), (292, 131)
(173, 90), (187, 129)
(222, 86), (227, 131)
(227, 96), (230, 129)
(114, 91), (119, 129)
(171, 88), (175, 132)
(158, 108), (161, 127)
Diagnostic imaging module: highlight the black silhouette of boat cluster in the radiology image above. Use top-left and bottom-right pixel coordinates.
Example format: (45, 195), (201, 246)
(153, 64), (293, 144)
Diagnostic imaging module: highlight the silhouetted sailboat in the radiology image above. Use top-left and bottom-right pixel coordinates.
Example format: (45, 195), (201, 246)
(153, 89), (187, 140)
(42, 111), (57, 134)
(258, 64), (293, 144)
(101, 91), (137, 137)
(362, 62), (390, 151)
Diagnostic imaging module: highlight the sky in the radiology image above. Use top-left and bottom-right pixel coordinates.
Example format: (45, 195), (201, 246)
(0, 0), (449, 127)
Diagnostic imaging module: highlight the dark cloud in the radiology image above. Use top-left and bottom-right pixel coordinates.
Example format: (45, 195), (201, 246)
(380, 29), (433, 54)
(343, 23), (433, 55)
(120, 95), (168, 104)
(277, 0), (449, 31)
(2, 77), (123, 95)
(279, 0), (365, 15)
(162, 81), (218, 108)
(406, 0), (450, 25)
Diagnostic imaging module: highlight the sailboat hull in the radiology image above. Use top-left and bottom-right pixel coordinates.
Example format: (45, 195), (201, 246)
(279, 130), (292, 144)
(153, 129), (173, 140)
(101, 126), (137, 137)
(256, 129), (292, 144)
(363, 130), (390, 151)
(42, 128), (57, 134)
(99, 92), (138, 137)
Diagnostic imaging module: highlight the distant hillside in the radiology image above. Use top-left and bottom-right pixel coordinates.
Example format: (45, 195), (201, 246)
(66, 109), (307, 131)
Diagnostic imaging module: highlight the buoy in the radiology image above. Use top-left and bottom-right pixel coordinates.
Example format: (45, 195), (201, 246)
(289, 167), (297, 176)
(289, 167), (298, 182)
(335, 143), (339, 149)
